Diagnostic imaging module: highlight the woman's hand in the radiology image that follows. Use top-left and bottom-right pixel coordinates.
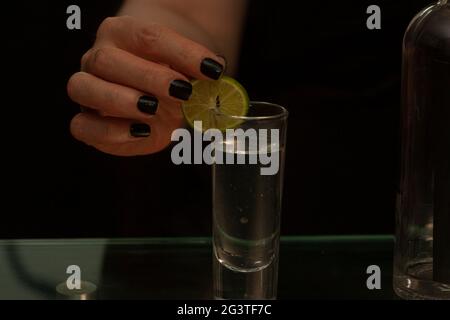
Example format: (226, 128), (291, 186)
(67, 16), (225, 156)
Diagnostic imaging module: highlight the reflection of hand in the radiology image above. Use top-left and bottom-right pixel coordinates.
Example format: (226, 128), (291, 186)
(68, 16), (225, 156)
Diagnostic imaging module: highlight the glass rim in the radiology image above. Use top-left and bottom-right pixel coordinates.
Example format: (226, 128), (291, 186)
(215, 101), (288, 121)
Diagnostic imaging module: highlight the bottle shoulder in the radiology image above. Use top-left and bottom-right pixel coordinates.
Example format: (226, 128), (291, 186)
(404, 4), (450, 56)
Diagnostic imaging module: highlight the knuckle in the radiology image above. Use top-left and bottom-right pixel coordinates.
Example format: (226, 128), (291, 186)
(70, 114), (86, 141)
(66, 72), (86, 100)
(80, 50), (91, 70)
(118, 15), (134, 24)
(98, 16), (134, 38)
(97, 17), (118, 37)
(135, 22), (163, 51)
(84, 47), (110, 72)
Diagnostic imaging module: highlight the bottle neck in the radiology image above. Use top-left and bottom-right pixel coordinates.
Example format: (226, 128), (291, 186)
(438, 0), (447, 4)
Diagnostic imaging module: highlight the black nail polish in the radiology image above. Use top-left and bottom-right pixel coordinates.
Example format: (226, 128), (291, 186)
(138, 96), (158, 115)
(130, 123), (151, 138)
(216, 54), (228, 72)
(169, 80), (193, 101)
(201, 58), (224, 80)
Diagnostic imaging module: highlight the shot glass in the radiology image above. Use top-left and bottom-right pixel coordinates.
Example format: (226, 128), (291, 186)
(212, 102), (288, 300)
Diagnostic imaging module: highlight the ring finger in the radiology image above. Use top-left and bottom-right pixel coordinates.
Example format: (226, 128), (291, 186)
(68, 71), (183, 121)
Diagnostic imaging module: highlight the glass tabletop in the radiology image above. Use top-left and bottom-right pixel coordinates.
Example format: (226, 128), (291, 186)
(0, 235), (396, 300)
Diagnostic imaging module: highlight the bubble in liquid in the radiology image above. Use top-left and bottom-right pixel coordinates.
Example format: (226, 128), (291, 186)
(240, 217), (249, 224)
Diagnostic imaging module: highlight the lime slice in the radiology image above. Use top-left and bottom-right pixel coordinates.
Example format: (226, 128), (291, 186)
(182, 76), (249, 131)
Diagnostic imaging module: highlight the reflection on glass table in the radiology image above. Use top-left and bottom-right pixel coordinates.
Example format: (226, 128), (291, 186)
(0, 236), (396, 300)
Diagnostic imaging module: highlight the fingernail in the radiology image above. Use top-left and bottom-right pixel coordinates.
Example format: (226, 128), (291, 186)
(137, 95), (158, 115)
(130, 123), (151, 138)
(169, 80), (193, 101)
(216, 54), (228, 73)
(201, 58), (224, 80)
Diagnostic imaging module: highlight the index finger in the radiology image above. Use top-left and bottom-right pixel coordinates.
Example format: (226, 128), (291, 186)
(96, 16), (226, 80)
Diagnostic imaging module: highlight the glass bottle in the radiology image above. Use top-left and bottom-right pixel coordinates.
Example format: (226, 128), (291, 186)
(395, 0), (450, 300)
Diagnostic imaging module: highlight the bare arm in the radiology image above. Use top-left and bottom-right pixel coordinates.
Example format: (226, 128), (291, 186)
(118, 0), (248, 74)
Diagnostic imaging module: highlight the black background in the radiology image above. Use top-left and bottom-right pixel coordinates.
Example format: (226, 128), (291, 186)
(2, 0), (430, 238)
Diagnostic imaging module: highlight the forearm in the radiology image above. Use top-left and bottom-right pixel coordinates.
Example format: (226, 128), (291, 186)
(118, 0), (247, 75)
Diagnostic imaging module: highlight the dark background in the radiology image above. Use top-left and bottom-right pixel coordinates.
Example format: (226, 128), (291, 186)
(2, 0), (430, 238)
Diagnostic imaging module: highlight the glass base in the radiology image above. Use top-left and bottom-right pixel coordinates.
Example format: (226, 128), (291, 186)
(394, 261), (450, 300)
(213, 257), (278, 300)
